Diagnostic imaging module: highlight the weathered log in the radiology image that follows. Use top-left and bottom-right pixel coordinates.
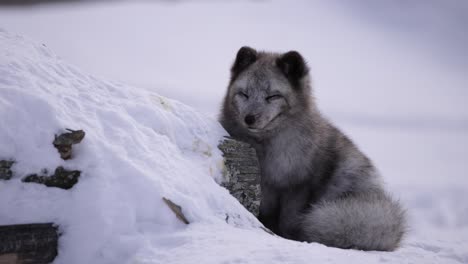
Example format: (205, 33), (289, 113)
(0, 223), (59, 264)
(218, 137), (261, 216)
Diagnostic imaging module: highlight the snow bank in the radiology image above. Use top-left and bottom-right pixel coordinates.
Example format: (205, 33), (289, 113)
(0, 29), (261, 263)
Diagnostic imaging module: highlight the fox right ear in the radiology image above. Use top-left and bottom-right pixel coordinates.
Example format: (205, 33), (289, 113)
(231, 46), (257, 77)
(276, 51), (308, 89)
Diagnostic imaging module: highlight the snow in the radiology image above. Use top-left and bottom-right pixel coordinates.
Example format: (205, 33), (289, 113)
(0, 1), (467, 263)
(0, 29), (261, 263)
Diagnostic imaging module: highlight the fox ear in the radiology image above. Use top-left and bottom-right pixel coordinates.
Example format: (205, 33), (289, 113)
(231, 46), (257, 76)
(276, 51), (308, 88)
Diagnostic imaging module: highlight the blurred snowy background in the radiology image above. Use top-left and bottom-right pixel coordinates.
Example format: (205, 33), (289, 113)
(1, 0), (467, 262)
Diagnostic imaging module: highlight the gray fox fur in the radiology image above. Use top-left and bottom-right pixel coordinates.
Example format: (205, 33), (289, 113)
(219, 47), (406, 251)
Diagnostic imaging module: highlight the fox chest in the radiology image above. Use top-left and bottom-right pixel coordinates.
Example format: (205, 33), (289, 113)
(259, 141), (313, 187)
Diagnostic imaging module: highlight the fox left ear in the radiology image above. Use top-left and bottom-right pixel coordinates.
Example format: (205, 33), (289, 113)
(276, 51), (308, 88)
(231, 46), (258, 77)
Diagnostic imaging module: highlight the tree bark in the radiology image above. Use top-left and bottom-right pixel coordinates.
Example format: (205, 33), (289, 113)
(0, 223), (58, 264)
(218, 137), (261, 216)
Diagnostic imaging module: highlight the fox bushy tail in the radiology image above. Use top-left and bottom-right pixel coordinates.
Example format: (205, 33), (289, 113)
(301, 192), (406, 251)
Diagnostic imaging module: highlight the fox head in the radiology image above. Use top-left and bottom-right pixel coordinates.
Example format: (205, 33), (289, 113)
(220, 46), (312, 140)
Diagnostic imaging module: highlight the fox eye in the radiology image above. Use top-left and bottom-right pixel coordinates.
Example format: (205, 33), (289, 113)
(266, 94), (283, 101)
(237, 92), (249, 99)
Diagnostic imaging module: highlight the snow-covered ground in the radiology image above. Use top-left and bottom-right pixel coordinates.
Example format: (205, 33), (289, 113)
(0, 1), (467, 263)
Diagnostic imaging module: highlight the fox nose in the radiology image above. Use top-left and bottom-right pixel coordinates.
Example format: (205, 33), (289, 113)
(244, 115), (255, 126)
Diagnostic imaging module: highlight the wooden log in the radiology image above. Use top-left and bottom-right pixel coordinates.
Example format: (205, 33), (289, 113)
(218, 137), (261, 216)
(0, 223), (58, 264)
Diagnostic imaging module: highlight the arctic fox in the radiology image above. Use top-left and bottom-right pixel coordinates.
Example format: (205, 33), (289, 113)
(219, 47), (406, 251)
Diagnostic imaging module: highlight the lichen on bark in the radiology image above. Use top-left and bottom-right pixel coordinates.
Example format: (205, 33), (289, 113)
(218, 137), (261, 216)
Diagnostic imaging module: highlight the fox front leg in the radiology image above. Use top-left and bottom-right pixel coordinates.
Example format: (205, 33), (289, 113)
(258, 183), (280, 234)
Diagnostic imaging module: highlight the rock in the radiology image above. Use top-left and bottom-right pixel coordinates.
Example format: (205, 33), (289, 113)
(22, 166), (80, 190)
(0, 160), (14, 180)
(218, 137), (261, 216)
(53, 129), (85, 160)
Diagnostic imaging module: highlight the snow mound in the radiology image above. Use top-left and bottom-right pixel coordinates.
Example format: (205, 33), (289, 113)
(0, 29), (261, 263)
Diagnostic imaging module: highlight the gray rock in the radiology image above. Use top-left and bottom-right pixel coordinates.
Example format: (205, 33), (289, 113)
(53, 129), (85, 160)
(0, 160), (14, 180)
(22, 166), (80, 190)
